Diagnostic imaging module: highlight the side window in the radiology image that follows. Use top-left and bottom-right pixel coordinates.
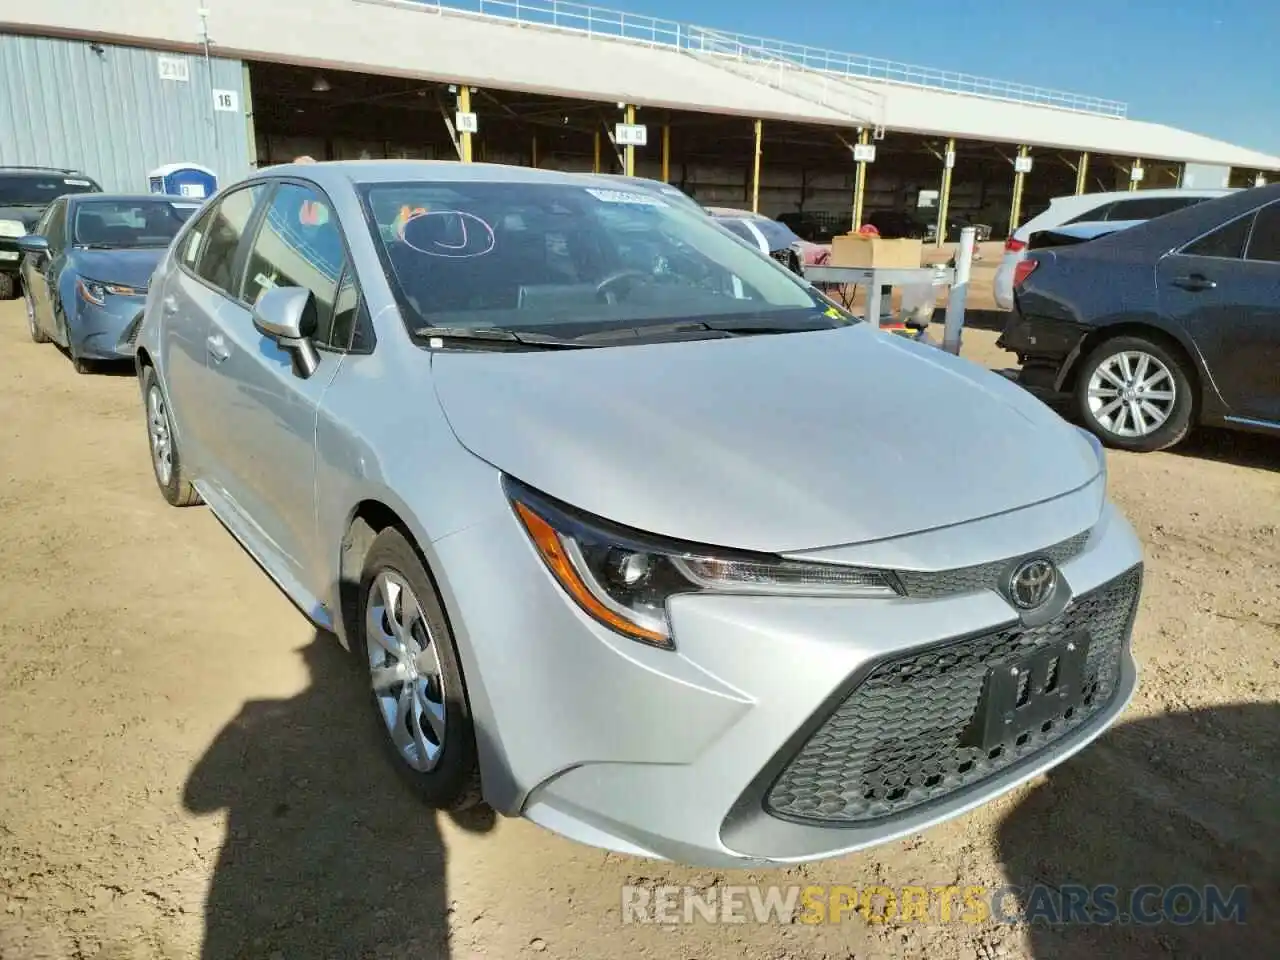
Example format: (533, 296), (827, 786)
(43, 200), (68, 252)
(332, 269), (363, 352)
(242, 182), (350, 348)
(1182, 213), (1254, 260)
(1066, 201), (1116, 224)
(179, 204), (216, 270)
(1244, 202), (1280, 263)
(1107, 196), (1197, 221)
(195, 185), (266, 295)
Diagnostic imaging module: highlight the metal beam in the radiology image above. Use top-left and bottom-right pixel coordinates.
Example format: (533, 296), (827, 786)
(624, 104), (636, 177)
(852, 128), (870, 231)
(1075, 151), (1090, 195)
(751, 119), (763, 214)
(531, 132), (538, 168)
(457, 85), (473, 163)
(936, 137), (955, 247)
(662, 123), (670, 183)
(593, 129), (601, 173)
(1008, 144), (1030, 237)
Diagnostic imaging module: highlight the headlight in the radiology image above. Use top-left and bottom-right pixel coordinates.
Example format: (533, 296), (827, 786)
(0, 219), (26, 238)
(77, 278), (145, 305)
(505, 478), (903, 649)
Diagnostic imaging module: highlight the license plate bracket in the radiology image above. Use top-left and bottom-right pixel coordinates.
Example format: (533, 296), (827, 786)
(964, 631), (1093, 752)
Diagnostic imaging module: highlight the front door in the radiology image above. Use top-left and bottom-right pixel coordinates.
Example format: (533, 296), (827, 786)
(202, 180), (354, 600)
(22, 199), (66, 335)
(1156, 200), (1280, 424)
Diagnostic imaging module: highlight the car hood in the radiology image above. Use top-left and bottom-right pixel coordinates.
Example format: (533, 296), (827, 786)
(431, 325), (1100, 553)
(68, 248), (166, 290)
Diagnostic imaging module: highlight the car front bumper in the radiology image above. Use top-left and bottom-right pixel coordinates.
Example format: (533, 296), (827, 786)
(434, 478), (1143, 867)
(71, 296), (146, 359)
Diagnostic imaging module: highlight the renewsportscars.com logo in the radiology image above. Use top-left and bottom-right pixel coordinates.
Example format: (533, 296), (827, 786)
(621, 883), (1251, 926)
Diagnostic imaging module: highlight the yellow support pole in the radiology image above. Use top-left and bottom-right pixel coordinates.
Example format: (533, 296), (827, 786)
(935, 137), (955, 247)
(1008, 144), (1030, 237)
(457, 86), (473, 164)
(751, 119), (763, 214)
(593, 129), (601, 173)
(852, 128), (870, 230)
(531, 132), (538, 169)
(624, 104), (636, 177)
(661, 123), (670, 183)
(1075, 151), (1090, 195)
(1129, 157), (1142, 191)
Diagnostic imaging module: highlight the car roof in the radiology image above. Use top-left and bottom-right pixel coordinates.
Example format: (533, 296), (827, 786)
(706, 206), (765, 219)
(1049, 187), (1235, 205)
(0, 166), (97, 179)
(1042, 183), (1280, 256)
(250, 159), (665, 189)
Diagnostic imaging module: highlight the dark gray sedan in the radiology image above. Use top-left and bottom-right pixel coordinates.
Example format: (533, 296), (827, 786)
(18, 193), (201, 372)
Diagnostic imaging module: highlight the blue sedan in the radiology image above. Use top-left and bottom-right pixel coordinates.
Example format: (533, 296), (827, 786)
(19, 193), (201, 372)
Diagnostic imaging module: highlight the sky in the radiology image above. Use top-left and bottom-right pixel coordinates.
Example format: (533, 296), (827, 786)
(608, 0), (1280, 157)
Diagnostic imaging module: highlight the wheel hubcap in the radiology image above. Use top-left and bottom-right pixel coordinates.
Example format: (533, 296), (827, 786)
(366, 572), (446, 773)
(24, 296), (35, 335)
(1087, 350), (1176, 438)
(147, 385), (173, 486)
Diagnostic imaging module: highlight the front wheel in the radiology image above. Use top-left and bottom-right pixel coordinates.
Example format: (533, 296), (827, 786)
(1075, 335), (1193, 452)
(359, 528), (482, 811)
(140, 365), (202, 506)
(24, 291), (49, 343)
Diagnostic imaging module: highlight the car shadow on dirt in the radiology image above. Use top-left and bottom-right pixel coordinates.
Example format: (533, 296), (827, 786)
(1169, 427), (1280, 474)
(182, 631), (494, 959)
(995, 701), (1278, 958)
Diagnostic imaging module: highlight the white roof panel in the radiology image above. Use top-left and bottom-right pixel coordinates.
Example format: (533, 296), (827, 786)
(5, 0), (1278, 170)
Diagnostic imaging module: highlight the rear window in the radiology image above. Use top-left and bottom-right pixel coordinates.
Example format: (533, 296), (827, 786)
(1106, 196), (1203, 221)
(0, 173), (101, 206)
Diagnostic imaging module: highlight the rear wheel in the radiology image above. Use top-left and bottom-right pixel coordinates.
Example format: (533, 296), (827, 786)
(1075, 335), (1193, 452)
(359, 528), (482, 811)
(141, 365), (201, 506)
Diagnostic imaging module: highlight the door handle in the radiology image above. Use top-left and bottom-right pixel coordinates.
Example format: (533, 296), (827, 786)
(206, 333), (231, 363)
(1172, 274), (1217, 292)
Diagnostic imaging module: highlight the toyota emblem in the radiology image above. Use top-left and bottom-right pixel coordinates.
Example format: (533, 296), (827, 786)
(1008, 558), (1058, 610)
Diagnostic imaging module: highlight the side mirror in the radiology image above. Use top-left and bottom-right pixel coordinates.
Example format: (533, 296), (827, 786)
(251, 285), (320, 379)
(17, 235), (49, 258)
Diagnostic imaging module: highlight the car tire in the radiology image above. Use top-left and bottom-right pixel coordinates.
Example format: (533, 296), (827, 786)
(358, 527), (483, 812)
(0, 273), (15, 301)
(71, 354), (93, 375)
(24, 292), (49, 343)
(1075, 335), (1193, 453)
(140, 365), (202, 507)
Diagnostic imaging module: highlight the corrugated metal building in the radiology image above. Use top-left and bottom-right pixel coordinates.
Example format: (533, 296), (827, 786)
(0, 33), (251, 192)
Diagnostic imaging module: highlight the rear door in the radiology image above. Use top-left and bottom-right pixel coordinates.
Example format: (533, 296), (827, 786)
(161, 183), (269, 479)
(202, 179), (358, 595)
(1156, 200), (1280, 423)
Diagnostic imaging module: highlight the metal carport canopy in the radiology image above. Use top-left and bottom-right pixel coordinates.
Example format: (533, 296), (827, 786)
(5, 0), (1279, 171)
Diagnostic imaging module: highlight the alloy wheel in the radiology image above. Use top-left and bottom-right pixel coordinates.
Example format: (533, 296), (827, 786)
(146, 385), (173, 487)
(366, 571), (447, 773)
(1086, 350), (1177, 438)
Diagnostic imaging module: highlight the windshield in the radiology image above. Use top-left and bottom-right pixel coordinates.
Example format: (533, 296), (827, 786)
(73, 199), (199, 247)
(361, 180), (829, 338)
(0, 174), (101, 206)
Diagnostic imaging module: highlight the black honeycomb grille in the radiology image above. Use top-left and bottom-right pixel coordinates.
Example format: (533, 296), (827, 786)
(764, 566), (1141, 824)
(895, 531), (1091, 599)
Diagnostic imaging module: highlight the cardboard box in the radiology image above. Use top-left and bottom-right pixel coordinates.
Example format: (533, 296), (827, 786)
(830, 234), (923, 270)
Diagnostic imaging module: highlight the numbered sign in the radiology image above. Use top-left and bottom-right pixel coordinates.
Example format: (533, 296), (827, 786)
(157, 57), (189, 82)
(455, 112), (479, 134)
(615, 124), (648, 147)
(1014, 155), (1034, 174)
(212, 89), (239, 113)
(853, 143), (877, 163)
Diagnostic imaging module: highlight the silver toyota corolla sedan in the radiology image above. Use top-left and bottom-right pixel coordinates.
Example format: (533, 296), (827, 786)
(134, 160), (1143, 867)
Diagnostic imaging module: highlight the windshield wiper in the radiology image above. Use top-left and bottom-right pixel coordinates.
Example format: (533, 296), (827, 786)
(415, 326), (589, 349)
(702, 317), (847, 335)
(569, 320), (727, 344)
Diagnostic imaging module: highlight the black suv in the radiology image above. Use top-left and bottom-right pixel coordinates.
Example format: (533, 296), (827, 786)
(0, 166), (103, 298)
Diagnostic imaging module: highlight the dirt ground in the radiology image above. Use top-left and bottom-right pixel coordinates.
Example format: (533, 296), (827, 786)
(0, 288), (1276, 960)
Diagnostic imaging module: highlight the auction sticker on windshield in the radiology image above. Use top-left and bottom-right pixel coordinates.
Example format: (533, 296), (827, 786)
(585, 188), (667, 206)
(64, 179), (93, 187)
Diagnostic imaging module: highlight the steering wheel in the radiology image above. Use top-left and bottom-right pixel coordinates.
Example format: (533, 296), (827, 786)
(595, 269), (651, 304)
